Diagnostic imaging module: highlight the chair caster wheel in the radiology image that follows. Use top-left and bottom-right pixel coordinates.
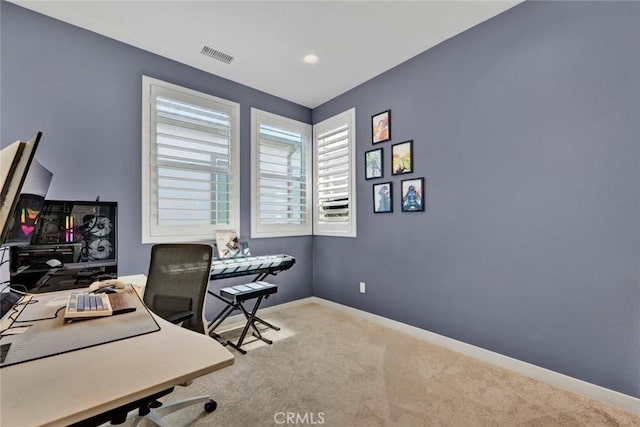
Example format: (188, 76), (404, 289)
(205, 399), (217, 412)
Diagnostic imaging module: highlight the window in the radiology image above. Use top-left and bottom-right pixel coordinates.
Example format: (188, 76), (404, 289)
(313, 108), (357, 237)
(251, 109), (312, 237)
(142, 76), (240, 243)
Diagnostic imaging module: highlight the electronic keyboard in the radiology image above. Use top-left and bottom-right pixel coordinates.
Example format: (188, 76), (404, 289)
(210, 254), (295, 280)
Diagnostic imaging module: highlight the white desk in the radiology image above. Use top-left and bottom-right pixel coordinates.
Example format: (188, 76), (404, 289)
(0, 285), (234, 427)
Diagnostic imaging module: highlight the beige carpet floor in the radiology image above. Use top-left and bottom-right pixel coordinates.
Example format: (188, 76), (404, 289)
(161, 301), (639, 427)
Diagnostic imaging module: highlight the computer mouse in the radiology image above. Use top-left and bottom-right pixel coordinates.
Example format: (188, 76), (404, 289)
(89, 280), (126, 293)
(45, 259), (63, 268)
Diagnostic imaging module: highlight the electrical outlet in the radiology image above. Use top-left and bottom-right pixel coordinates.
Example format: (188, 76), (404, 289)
(359, 282), (366, 294)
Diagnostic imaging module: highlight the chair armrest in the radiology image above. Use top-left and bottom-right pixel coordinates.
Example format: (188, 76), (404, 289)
(165, 310), (193, 325)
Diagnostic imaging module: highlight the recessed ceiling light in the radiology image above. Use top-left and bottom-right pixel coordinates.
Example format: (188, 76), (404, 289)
(303, 54), (319, 64)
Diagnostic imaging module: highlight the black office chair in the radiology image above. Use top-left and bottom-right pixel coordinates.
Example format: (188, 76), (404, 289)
(129, 243), (217, 426)
(143, 243), (212, 334)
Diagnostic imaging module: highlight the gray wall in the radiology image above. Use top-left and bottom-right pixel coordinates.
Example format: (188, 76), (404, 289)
(0, 2), (314, 315)
(312, 1), (639, 397)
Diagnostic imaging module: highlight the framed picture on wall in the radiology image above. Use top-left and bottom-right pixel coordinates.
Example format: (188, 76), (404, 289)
(401, 177), (424, 212)
(371, 110), (391, 144)
(373, 182), (393, 213)
(365, 148), (383, 179)
(391, 140), (413, 175)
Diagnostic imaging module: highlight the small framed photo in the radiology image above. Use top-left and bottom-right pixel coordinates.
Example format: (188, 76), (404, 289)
(391, 140), (413, 175)
(373, 182), (393, 213)
(365, 148), (383, 180)
(401, 178), (424, 212)
(371, 110), (391, 144)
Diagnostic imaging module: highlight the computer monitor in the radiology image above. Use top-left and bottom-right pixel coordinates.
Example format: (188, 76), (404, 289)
(0, 132), (52, 247)
(1, 132), (51, 315)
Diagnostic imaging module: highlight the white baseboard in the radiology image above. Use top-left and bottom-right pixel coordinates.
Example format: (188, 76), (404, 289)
(281, 296), (639, 415)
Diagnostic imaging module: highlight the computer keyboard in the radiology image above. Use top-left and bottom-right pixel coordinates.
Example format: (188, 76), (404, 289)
(64, 292), (113, 319)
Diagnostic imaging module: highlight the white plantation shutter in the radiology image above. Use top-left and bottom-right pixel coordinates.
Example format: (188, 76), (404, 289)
(316, 126), (350, 221)
(313, 108), (357, 237)
(142, 76), (240, 243)
(251, 109), (311, 237)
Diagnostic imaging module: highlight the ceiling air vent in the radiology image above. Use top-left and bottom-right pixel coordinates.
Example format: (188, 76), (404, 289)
(199, 44), (234, 64)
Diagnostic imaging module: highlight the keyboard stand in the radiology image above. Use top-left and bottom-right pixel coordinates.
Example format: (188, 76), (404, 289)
(207, 282), (279, 354)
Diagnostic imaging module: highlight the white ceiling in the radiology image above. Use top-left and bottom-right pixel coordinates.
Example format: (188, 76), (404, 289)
(11, 1), (521, 108)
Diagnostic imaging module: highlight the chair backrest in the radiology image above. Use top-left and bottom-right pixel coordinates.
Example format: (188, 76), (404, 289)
(143, 244), (212, 334)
